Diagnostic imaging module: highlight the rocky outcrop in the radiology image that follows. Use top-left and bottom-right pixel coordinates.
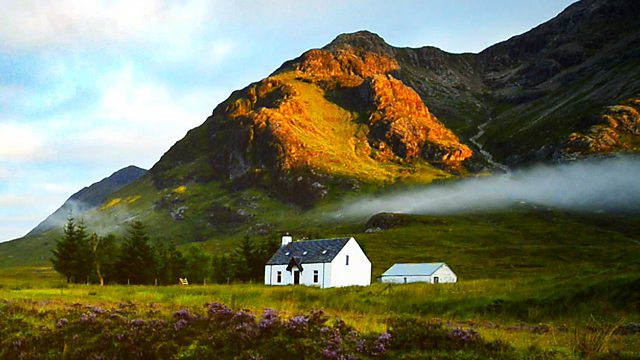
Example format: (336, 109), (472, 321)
(365, 74), (472, 166)
(557, 97), (640, 158)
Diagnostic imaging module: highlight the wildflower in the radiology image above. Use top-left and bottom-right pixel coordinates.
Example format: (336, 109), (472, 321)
(370, 332), (391, 355)
(259, 308), (279, 330)
(377, 332), (391, 344)
(322, 348), (339, 359)
(233, 309), (256, 323)
(285, 315), (309, 335)
(234, 321), (259, 340)
(174, 319), (188, 331)
(448, 328), (479, 344)
(173, 307), (191, 319)
(206, 302), (234, 320)
(56, 318), (68, 329)
(80, 312), (96, 323)
(90, 305), (106, 314)
(371, 342), (386, 355)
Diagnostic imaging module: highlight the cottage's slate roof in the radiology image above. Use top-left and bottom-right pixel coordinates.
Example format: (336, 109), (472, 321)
(266, 237), (352, 265)
(381, 263), (446, 277)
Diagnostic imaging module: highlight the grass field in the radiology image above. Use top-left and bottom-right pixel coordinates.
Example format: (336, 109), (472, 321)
(0, 205), (640, 359)
(1, 207), (639, 358)
(1, 268), (639, 358)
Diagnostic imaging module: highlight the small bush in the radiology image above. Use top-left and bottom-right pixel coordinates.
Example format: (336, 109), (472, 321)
(386, 316), (514, 359)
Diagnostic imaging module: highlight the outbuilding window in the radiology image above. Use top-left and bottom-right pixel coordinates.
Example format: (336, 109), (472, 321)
(346, 255), (349, 266)
(313, 270), (319, 283)
(277, 271), (282, 283)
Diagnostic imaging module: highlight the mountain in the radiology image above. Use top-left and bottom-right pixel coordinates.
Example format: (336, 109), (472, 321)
(150, 0), (640, 206)
(26, 165), (147, 236)
(392, 0), (640, 165)
(2, 0), (640, 267)
(149, 35), (473, 207)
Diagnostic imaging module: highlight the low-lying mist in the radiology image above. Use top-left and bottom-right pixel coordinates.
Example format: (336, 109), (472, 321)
(338, 155), (640, 219)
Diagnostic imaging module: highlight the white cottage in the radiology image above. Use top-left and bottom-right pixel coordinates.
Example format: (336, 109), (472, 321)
(264, 236), (371, 288)
(380, 263), (457, 284)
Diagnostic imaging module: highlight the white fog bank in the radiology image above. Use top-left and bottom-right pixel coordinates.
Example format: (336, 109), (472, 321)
(339, 155), (640, 219)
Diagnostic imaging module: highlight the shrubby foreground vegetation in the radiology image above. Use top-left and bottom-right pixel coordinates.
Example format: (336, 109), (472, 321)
(1, 268), (639, 359)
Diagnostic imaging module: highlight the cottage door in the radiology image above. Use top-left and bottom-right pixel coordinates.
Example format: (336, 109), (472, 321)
(293, 270), (300, 285)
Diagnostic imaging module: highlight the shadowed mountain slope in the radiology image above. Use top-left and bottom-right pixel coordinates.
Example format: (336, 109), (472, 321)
(26, 165), (146, 236)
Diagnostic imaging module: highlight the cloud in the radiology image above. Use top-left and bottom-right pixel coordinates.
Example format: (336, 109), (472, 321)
(339, 155), (640, 220)
(0, 166), (10, 179)
(0, 0), (213, 50)
(25, 63), (230, 168)
(0, 123), (44, 160)
(0, 194), (40, 207)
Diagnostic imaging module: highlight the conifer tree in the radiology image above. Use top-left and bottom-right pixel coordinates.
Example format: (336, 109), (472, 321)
(89, 233), (119, 285)
(51, 218), (92, 283)
(183, 245), (211, 284)
(212, 253), (236, 284)
(156, 241), (186, 285)
(115, 221), (157, 284)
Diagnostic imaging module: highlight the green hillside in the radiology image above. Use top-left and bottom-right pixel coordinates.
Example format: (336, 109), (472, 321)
(3, 184), (639, 283)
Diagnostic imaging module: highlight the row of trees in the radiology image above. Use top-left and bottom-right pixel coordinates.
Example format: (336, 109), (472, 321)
(51, 218), (278, 285)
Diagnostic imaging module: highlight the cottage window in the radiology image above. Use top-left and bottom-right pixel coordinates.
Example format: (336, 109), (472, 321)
(346, 255), (349, 266)
(313, 270), (319, 283)
(277, 271), (282, 283)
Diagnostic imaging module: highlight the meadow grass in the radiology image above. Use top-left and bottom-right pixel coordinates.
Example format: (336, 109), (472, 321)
(1, 266), (639, 355)
(1, 207), (639, 357)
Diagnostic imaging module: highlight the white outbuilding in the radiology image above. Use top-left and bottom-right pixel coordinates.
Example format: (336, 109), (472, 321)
(264, 236), (371, 288)
(380, 263), (457, 284)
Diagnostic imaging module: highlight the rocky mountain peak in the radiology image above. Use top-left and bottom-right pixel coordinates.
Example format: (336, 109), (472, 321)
(151, 31), (473, 206)
(324, 30), (395, 58)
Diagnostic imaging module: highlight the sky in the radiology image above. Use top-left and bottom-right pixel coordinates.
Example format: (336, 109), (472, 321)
(0, 0), (577, 242)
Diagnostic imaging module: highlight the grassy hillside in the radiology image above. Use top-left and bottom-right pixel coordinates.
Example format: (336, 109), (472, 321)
(3, 189), (639, 281)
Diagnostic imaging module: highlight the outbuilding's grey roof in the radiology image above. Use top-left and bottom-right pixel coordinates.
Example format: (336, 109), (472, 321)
(381, 263), (446, 277)
(266, 237), (352, 265)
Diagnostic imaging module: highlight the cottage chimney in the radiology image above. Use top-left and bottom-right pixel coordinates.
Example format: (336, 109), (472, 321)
(281, 235), (292, 247)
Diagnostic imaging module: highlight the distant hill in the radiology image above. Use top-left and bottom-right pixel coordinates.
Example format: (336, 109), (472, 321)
(26, 165), (147, 236)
